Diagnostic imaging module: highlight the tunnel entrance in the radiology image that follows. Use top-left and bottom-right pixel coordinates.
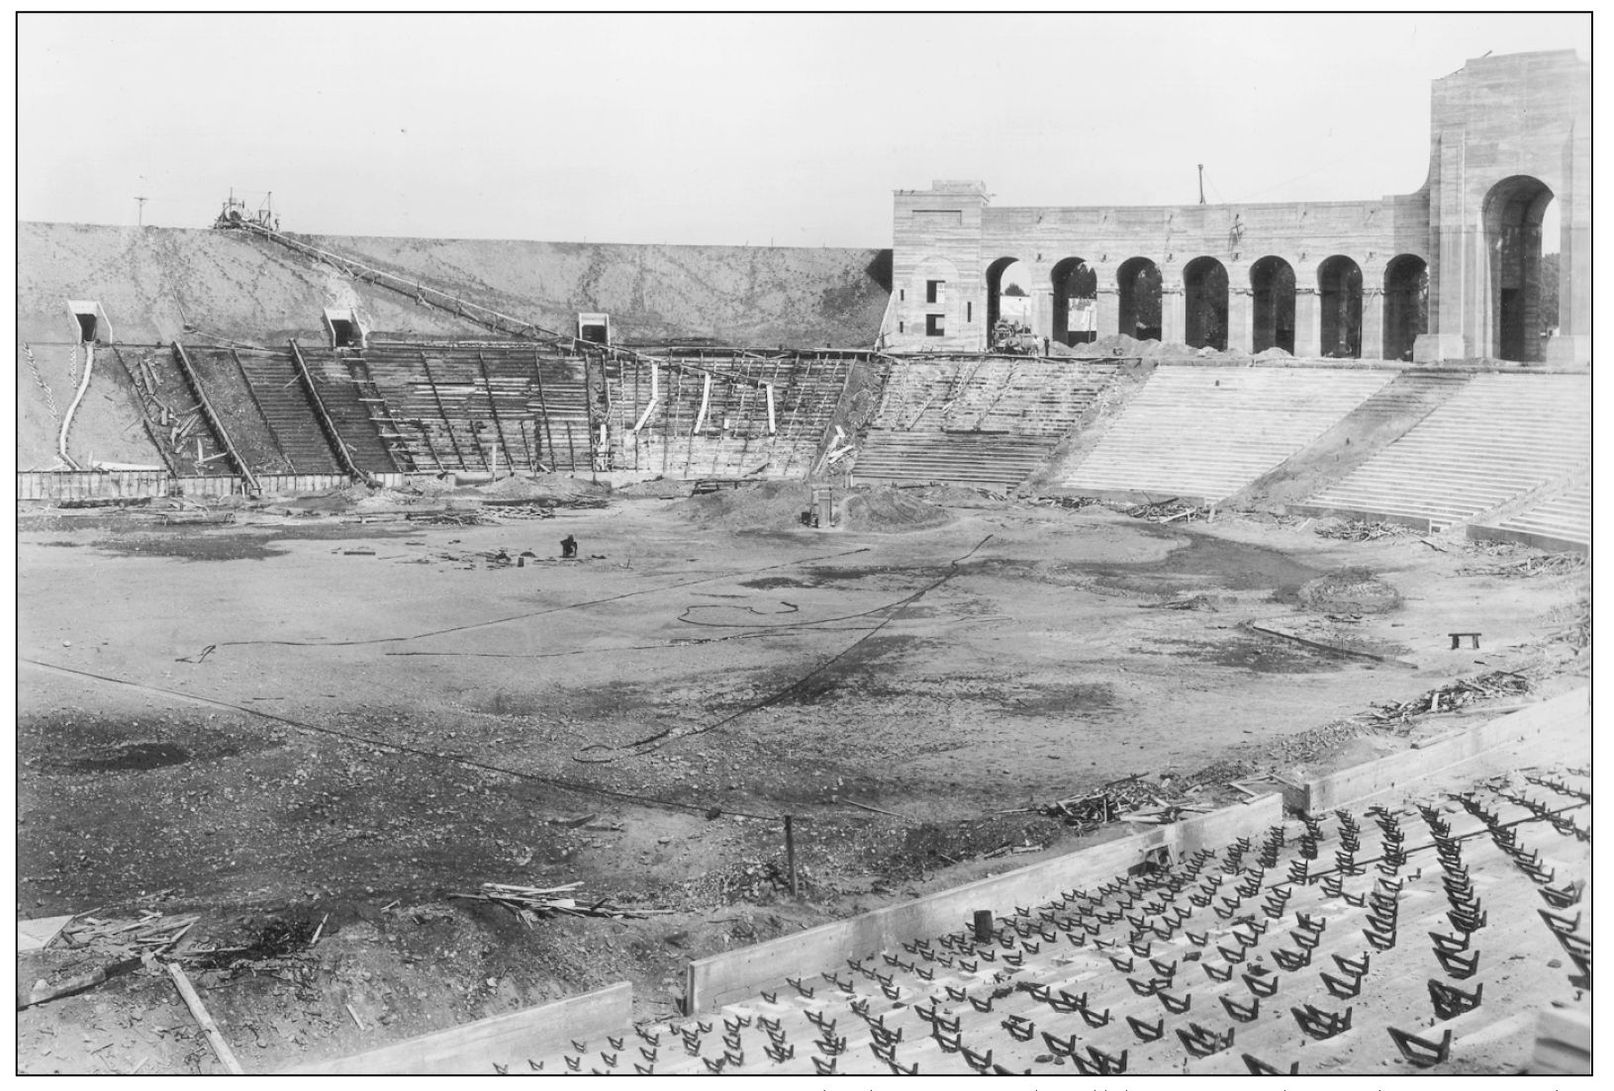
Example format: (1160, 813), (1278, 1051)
(1484, 175), (1554, 362)
(1116, 257), (1162, 342)
(1250, 256), (1296, 354)
(1051, 258), (1098, 346)
(1183, 257), (1228, 351)
(1318, 256), (1363, 359)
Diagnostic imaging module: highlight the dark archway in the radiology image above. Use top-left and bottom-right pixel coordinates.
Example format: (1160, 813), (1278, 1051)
(1483, 175), (1553, 361)
(1116, 257), (1162, 341)
(1249, 256), (1296, 354)
(1318, 255), (1363, 358)
(1051, 258), (1098, 346)
(1183, 257), (1228, 350)
(985, 256), (1021, 336)
(1382, 255), (1428, 361)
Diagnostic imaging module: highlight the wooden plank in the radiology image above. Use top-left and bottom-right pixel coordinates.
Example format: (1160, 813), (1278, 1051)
(167, 962), (245, 1074)
(283, 981), (632, 1075)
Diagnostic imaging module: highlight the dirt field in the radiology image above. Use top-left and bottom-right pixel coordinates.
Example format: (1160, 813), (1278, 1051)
(15, 486), (1589, 1074)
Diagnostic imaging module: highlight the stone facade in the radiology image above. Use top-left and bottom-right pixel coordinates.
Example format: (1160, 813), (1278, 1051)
(881, 51), (1588, 364)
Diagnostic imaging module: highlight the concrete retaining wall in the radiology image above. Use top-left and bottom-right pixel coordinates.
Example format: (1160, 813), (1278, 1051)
(283, 981), (632, 1075)
(1466, 522), (1588, 555)
(685, 794), (1281, 1012)
(1291, 688), (1589, 813)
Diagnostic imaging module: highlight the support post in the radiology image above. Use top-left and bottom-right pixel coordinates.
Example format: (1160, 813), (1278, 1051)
(785, 816), (798, 896)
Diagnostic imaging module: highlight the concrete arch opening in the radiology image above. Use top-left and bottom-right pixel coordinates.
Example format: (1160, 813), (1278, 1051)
(1484, 175), (1554, 361)
(1382, 255), (1428, 361)
(1318, 255), (1363, 358)
(1183, 257), (1228, 350)
(985, 256), (1024, 339)
(988, 258), (1033, 349)
(1050, 258), (1098, 346)
(1116, 257), (1162, 342)
(1249, 256), (1296, 354)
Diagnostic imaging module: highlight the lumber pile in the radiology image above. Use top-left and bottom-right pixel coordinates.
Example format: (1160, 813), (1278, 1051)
(1367, 671), (1531, 728)
(452, 882), (661, 924)
(1037, 776), (1207, 831)
(1458, 552), (1585, 578)
(1315, 519), (1413, 541)
(52, 911), (199, 957)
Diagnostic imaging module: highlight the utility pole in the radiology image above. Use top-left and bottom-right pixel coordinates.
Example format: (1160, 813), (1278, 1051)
(135, 195), (148, 226)
(1197, 165), (1206, 205)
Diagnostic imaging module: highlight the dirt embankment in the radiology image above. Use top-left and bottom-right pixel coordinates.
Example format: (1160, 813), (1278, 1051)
(18, 223), (891, 349)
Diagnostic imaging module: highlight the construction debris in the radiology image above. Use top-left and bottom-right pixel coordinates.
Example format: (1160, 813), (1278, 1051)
(1028, 495), (1098, 511)
(50, 912), (199, 959)
(1036, 776), (1204, 832)
(1366, 671), (1532, 730)
(1121, 497), (1203, 521)
(1458, 552), (1586, 578)
(18, 956), (144, 1009)
(452, 882), (660, 922)
(1314, 520), (1415, 542)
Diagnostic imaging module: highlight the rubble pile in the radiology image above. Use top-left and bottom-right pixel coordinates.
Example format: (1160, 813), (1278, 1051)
(1367, 671), (1532, 729)
(1314, 519), (1416, 541)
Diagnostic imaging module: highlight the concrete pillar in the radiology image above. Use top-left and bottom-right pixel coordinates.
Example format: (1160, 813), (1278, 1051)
(1360, 287), (1385, 360)
(1294, 287), (1321, 358)
(1228, 287), (1253, 355)
(1036, 287), (1055, 344)
(1162, 281), (1186, 345)
(1095, 286), (1117, 341)
(1418, 134), (1472, 362)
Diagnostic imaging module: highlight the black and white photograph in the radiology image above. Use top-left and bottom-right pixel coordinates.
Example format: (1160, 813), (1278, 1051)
(15, 12), (1592, 1078)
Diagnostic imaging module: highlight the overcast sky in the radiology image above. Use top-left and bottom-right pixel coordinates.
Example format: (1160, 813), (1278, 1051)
(17, 12), (1590, 248)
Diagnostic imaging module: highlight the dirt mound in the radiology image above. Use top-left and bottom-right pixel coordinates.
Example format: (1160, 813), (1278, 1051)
(353, 487), (417, 510)
(1083, 333), (1144, 358)
(614, 476), (692, 499)
(677, 480), (814, 530)
(1142, 340), (1194, 358)
(841, 486), (954, 533)
(914, 485), (1007, 509)
(1254, 346), (1293, 360)
(1299, 567), (1403, 614)
(476, 474), (609, 500)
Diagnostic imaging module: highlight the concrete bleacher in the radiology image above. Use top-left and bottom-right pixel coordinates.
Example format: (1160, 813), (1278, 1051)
(1306, 373), (1591, 532)
(853, 359), (1120, 490)
(234, 347), (395, 475)
(520, 761), (1588, 1076)
(1469, 481), (1591, 553)
(1064, 365), (1394, 503)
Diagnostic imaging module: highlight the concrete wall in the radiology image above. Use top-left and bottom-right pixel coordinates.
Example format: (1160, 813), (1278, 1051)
(1421, 50), (1590, 363)
(283, 982), (632, 1075)
(883, 51), (1589, 365)
(1288, 688), (1589, 813)
(686, 793), (1281, 1012)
